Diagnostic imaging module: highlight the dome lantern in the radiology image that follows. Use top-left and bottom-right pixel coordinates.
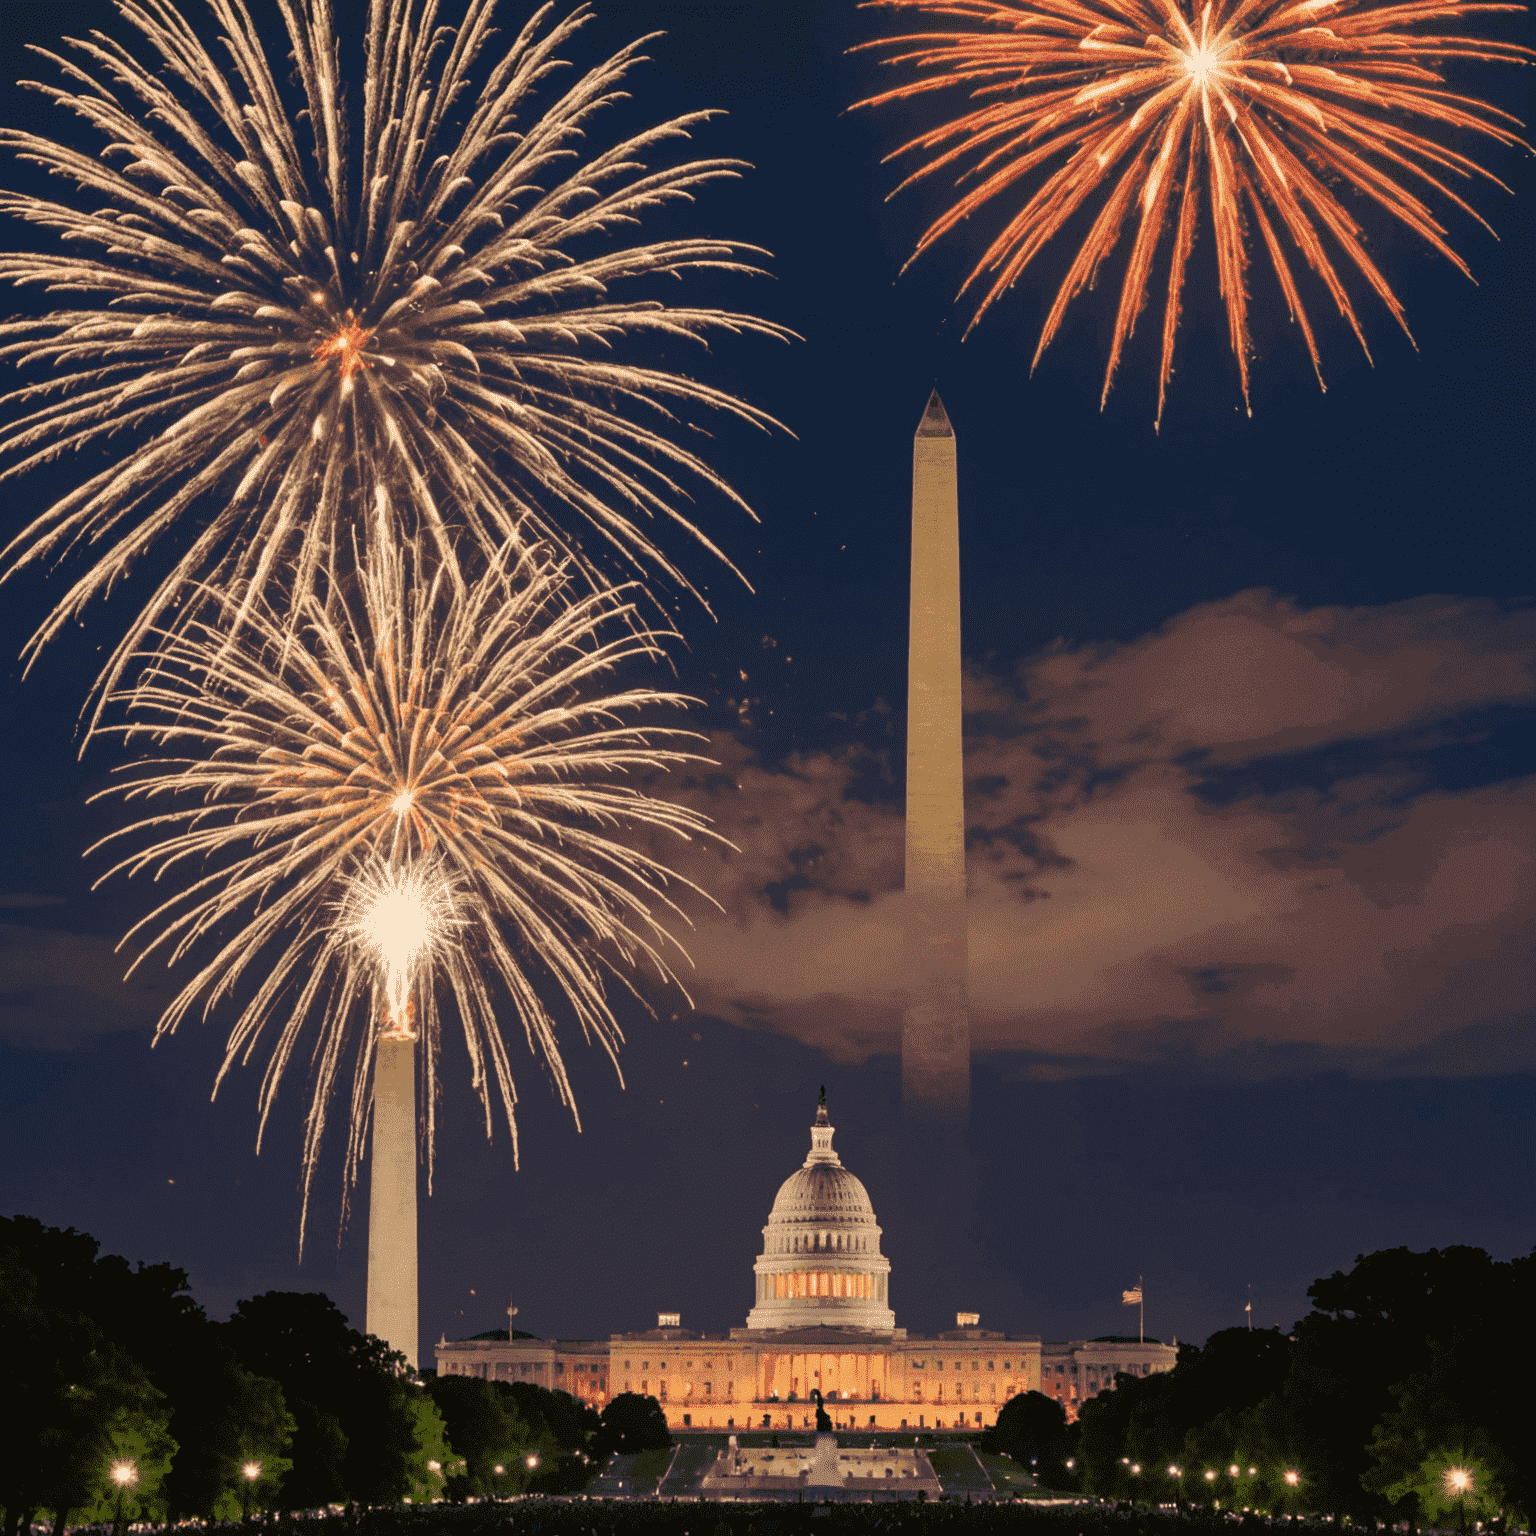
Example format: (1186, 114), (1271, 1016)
(744, 1089), (895, 1332)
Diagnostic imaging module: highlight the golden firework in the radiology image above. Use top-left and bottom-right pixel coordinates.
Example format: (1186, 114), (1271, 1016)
(857, 0), (1532, 424)
(93, 538), (721, 1245)
(0, 0), (790, 728)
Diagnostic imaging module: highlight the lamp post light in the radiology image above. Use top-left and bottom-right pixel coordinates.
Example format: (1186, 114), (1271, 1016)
(241, 1461), (262, 1522)
(525, 1455), (539, 1472)
(1445, 1467), (1474, 1536)
(109, 1459), (138, 1536)
(1283, 1468), (1301, 1521)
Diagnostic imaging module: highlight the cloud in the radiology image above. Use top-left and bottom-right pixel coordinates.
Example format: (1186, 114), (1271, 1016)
(0, 922), (174, 1048)
(6, 589), (1531, 1078)
(670, 591), (1536, 1078)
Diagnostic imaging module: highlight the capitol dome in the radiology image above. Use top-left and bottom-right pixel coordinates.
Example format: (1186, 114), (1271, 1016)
(744, 1091), (895, 1332)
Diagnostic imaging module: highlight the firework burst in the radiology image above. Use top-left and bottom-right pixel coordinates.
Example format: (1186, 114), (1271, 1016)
(92, 538), (721, 1244)
(0, 0), (790, 721)
(856, 0), (1532, 425)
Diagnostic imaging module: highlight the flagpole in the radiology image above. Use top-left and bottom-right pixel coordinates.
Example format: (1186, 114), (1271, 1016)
(1140, 1276), (1144, 1344)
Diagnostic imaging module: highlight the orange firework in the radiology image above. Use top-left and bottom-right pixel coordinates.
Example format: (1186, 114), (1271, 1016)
(856, 0), (1532, 425)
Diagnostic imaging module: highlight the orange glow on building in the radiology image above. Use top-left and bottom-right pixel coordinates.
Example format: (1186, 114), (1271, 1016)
(433, 1095), (1174, 1430)
(773, 1272), (874, 1300)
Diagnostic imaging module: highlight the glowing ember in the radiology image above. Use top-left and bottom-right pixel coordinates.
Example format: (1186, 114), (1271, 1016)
(313, 312), (373, 381)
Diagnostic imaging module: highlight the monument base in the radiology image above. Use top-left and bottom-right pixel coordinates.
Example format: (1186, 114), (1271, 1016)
(696, 1437), (944, 1500)
(807, 1432), (841, 1487)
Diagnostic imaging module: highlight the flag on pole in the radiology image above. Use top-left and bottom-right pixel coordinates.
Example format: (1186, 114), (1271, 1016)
(1244, 1301), (1252, 1313)
(1123, 1287), (1143, 1305)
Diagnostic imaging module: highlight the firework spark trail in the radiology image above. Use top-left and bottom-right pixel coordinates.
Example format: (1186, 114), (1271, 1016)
(0, 0), (792, 725)
(90, 538), (724, 1247)
(348, 859), (461, 1038)
(855, 0), (1532, 426)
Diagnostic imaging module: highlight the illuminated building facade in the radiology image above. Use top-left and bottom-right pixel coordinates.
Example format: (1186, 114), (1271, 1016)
(434, 1095), (1173, 1429)
(1041, 1337), (1178, 1423)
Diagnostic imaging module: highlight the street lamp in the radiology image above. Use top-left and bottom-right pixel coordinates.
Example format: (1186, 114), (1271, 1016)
(109, 1459), (138, 1536)
(525, 1454), (540, 1471)
(1445, 1467), (1473, 1535)
(240, 1461), (262, 1523)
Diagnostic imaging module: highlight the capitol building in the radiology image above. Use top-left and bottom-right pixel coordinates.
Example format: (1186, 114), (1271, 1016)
(435, 1095), (1174, 1431)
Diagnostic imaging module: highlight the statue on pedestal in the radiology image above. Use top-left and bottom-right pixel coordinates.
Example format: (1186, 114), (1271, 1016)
(809, 1388), (833, 1433)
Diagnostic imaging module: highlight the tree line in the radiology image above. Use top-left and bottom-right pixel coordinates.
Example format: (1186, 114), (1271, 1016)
(0, 1216), (669, 1536)
(983, 1244), (1534, 1526)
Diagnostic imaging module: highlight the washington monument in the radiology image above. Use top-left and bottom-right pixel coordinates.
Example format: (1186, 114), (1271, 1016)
(367, 1033), (418, 1368)
(903, 391), (969, 1119)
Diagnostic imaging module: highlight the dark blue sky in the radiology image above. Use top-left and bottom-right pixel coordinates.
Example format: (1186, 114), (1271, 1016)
(1, 0), (1532, 1356)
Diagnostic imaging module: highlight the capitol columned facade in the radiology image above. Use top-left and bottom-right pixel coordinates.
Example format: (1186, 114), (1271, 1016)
(435, 1094), (1174, 1430)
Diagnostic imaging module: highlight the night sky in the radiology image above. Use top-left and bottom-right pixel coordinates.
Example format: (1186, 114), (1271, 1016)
(2, 0), (1532, 1361)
